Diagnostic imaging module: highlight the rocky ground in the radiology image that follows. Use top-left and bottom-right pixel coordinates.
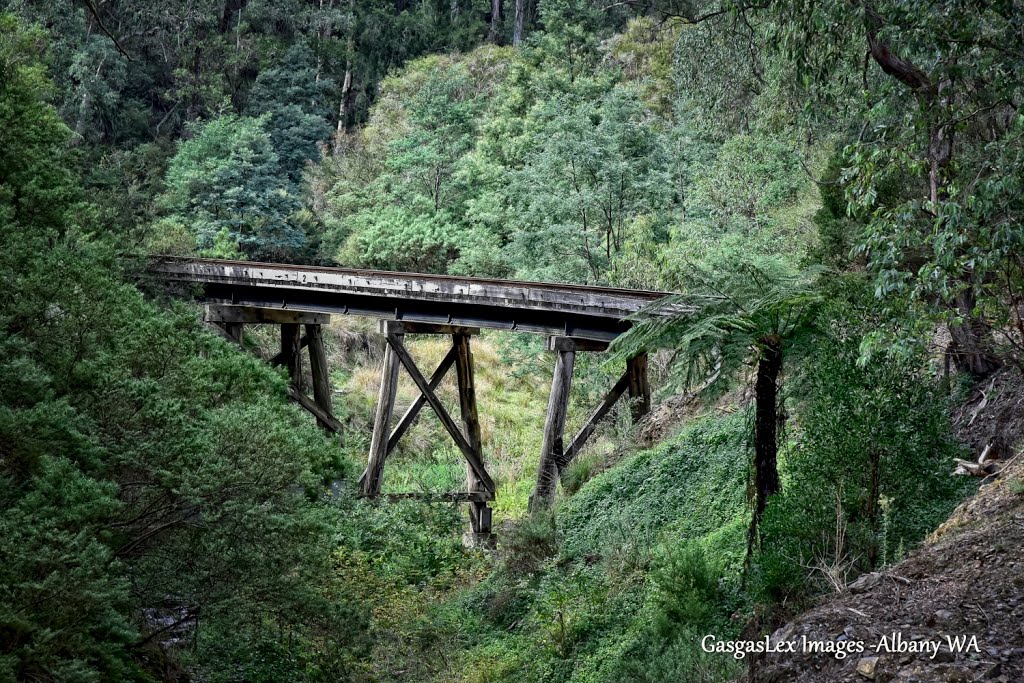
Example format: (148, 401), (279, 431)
(752, 449), (1024, 683)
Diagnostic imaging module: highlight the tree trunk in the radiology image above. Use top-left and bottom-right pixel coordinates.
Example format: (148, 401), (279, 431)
(866, 448), (880, 568)
(861, 8), (1001, 377)
(334, 0), (356, 152)
(949, 287), (1002, 377)
(752, 337), (782, 532)
(488, 0), (502, 44)
(513, 0), (526, 45)
(219, 0), (248, 34)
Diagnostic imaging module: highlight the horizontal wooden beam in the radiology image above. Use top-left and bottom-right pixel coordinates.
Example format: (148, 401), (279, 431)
(205, 305), (331, 325)
(360, 491), (495, 503)
(379, 320), (480, 336)
(546, 336), (610, 353)
(152, 257), (688, 343)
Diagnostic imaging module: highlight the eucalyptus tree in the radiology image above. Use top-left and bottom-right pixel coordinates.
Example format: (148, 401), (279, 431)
(247, 43), (333, 182)
(765, 0), (1023, 375)
(504, 86), (675, 283)
(613, 254), (826, 545)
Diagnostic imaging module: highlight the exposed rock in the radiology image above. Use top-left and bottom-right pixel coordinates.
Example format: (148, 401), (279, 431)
(855, 656), (879, 680)
(752, 452), (1024, 683)
(848, 572), (883, 594)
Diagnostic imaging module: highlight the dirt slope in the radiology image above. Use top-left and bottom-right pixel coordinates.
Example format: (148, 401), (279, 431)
(753, 454), (1024, 683)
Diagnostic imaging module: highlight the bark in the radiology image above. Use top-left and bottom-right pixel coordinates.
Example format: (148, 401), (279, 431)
(866, 449), (880, 567)
(862, 4), (930, 93)
(219, 0), (248, 34)
(861, 3), (1001, 377)
(334, 0), (356, 151)
(488, 0), (503, 44)
(513, 0), (526, 45)
(949, 287), (1003, 377)
(751, 336), (782, 537)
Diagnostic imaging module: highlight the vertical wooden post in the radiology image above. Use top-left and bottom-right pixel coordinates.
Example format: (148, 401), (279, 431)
(454, 332), (493, 542)
(223, 322), (244, 344)
(305, 324), (333, 431)
(362, 334), (403, 496)
(626, 352), (651, 423)
(529, 344), (575, 511)
(281, 323), (303, 390)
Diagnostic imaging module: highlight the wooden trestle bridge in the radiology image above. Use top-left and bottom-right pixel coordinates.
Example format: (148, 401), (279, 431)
(149, 257), (680, 545)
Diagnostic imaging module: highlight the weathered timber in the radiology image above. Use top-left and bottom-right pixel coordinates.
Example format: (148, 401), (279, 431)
(223, 322), (244, 343)
(286, 385), (343, 434)
(281, 323), (303, 389)
(454, 332), (492, 536)
(152, 256), (683, 527)
(545, 336), (610, 353)
(370, 491), (495, 503)
(151, 257), (685, 342)
(306, 324), (334, 431)
(361, 335), (403, 496)
(529, 343), (575, 511)
(386, 346), (458, 454)
(206, 321), (238, 344)
(205, 304), (331, 325)
(269, 335), (308, 367)
(560, 370), (631, 470)
(386, 333), (496, 493)
(380, 320), (481, 336)
(626, 352), (651, 422)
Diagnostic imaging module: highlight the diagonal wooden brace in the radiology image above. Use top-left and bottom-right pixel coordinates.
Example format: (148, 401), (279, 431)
(387, 334), (495, 493)
(387, 346), (458, 454)
(558, 369), (631, 472)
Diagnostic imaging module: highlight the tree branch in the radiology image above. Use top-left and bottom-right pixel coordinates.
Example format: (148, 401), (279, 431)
(601, 0), (767, 25)
(861, 2), (930, 95)
(77, 0), (132, 60)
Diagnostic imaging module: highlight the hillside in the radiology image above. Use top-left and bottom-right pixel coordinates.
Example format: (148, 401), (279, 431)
(3, 1), (1024, 681)
(755, 453), (1024, 683)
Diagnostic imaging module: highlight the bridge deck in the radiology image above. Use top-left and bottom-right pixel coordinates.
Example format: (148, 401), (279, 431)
(150, 257), (678, 341)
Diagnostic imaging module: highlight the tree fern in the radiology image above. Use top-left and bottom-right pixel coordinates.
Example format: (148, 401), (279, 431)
(613, 253), (828, 549)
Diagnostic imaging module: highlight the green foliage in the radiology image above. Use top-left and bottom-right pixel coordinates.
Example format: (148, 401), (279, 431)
(162, 114), (307, 260)
(560, 415), (749, 562)
(769, 0), (1024, 368)
(325, 54), (495, 273)
(1, 5), (1003, 682)
(608, 541), (743, 683)
(500, 508), (560, 576)
(0, 24), (367, 679)
(503, 85), (674, 283)
(0, 15), (83, 233)
(247, 43), (332, 182)
(753, 283), (973, 605)
(447, 414), (751, 683)
(668, 133), (819, 265)
(614, 253), (825, 396)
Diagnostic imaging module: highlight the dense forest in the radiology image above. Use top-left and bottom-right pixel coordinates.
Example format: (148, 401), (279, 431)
(2, 1), (1023, 681)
